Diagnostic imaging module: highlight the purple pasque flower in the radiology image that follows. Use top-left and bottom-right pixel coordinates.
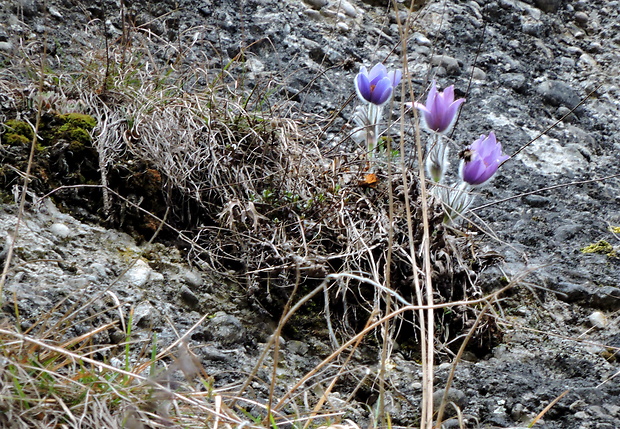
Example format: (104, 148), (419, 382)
(459, 132), (509, 186)
(355, 63), (402, 106)
(414, 80), (465, 134)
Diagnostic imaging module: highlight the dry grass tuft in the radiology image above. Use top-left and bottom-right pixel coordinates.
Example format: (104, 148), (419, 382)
(0, 10), (504, 428)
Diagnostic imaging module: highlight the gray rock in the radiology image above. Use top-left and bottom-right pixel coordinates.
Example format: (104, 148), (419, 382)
(591, 286), (620, 311)
(180, 285), (200, 309)
(552, 281), (589, 303)
(123, 259), (153, 288)
(0, 41), (13, 53)
(430, 55), (461, 75)
(181, 268), (204, 289)
(338, 0), (358, 18)
(500, 73), (527, 92)
(534, 0), (562, 13)
(49, 223), (72, 239)
(522, 194), (549, 207)
(554, 223), (583, 241)
(536, 80), (581, 109)
(574, 11), (589, 25)
(207, 312), (246, 345)
(433, 388), (468, 410)
(133, 301), (161, 329)
(303, 0), (327, 9)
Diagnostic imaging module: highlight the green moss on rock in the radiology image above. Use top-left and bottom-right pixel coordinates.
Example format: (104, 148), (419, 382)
(2, 119), (34, 146)
(581, 240), (617, 257)
(58, 113), (96, 130)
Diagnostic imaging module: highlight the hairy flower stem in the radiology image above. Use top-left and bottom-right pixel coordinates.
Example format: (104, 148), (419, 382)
(366, 104), (381, 162)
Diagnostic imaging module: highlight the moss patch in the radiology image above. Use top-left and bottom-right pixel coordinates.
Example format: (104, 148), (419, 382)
(581, 240), (617, 258)
(2, 119), (34, 146)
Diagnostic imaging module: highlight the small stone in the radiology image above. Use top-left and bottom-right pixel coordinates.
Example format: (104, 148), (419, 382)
(180, 285), (200, 309)
(472, 67), (486, 80)
(522, 194), (548, 207)
(552, 281), (588, 303)
(534, 0), (562, 13)
(578, 53), (598, 70)
(207, 312), (246, 345)
(414, 33), (431, 47)
(48, 5), (63, 18)
(500, 73), (527, 92)
(588, 311), (607, 329)
(433, 388), (468, 410)
(536, 80), (581, 109)
(430, 55), (461, 75)
(123, 259), (153, 287)
(287, 340), (309, 355)
(303, 9), (322, 20)
(50, 223), (71, 239)
(133, 301), (160, 329)
(554, 223), (583, 241)
(338, 0), (358, 18)
(303, 0), (327, 9)
(336, 22), (350, 32)
(0, 42), (13, 53)
(591, 286), (620, 311)
(574, 11), (588, 25)
(181, 269), (203, 289)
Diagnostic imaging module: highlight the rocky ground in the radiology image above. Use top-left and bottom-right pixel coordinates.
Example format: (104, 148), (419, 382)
(1, 0), (619, 428)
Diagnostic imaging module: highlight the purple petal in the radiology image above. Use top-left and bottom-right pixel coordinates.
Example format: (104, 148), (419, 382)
(426, 81), (438, 106)
(389, 69), (402, 87)
(442, 85), (455, 103)
(369, 63), (387, 83)
(371, 76), (393, 105)
(355, 73), (371, 103)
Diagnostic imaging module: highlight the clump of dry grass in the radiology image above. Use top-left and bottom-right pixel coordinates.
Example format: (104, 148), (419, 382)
(0, 6), (506, 428)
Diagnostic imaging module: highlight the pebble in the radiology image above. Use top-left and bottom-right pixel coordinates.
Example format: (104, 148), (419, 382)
(48, 5), (63, 19)
(534, 0), (562, 13)
(0, 42), (13, 53)
(414, 33), (431, 47)
(554, 223), (583, 241)
(552, 281), (588, 303)
(500, 73), (527, 92)
(133, 301), (160, 328)
(433, 388), (468, 410)
(181, 268), (203, 289)
(430, 55), (461, 75)
(303, 0), (327, 9)
(522, 194), (549, 207)
(536, 80), (581, 108)
(338, 0), (358, 18)
(472, 66), (486, 80)
(303, 9), (322, 20)
(180, 285), (200, 309)
(578, 53), (598, 70)
(123, 259), (153, 287)
(574, 11), (588, 25)
(207, 312), (246, 345)
(287, 340), (309, 355)
(588, 311), (607, 329)
(336, 22), (349, 32)
(50, 223), (71, 239)
(591, 286), (620, 311)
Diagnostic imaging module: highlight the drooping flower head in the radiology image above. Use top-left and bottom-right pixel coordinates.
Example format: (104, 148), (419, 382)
(414, 80), (465, 134)
(459, 132), (509, 186)
(355, 63), (402, 106)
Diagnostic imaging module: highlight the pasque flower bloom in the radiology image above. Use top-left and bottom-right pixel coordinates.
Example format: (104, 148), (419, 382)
(414, 80), (465, 134)
(355, 63), (402, 106)
(459, 132), (509, 186)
